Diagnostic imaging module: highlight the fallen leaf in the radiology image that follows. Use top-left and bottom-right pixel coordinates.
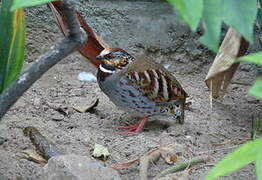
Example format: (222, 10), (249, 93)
(44, 101), (70, 116)
(160, 148), (178, 165)
(205, 28), (249, 98)
(140, 148), (161, 180)
(93, 143), (110, 161)
(72, 99), (99, 113)
(16, 149), (47, 164)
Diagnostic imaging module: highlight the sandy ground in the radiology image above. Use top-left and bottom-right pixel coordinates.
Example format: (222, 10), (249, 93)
(0, 5), (262, 179)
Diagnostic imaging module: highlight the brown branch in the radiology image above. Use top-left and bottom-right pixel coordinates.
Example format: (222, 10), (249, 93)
(0, 0), (87, 120)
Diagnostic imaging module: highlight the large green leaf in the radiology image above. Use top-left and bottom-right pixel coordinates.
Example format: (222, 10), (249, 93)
(256, 152), (262, 180)
(237, 52), (262, 65)
(11, 0), (57, 11)
(199, 0), (221, 52)
(222, 0), (257, 43)
(248, 77), (262, 99)
(0, 0), (25, 93)
(205, 139), (262, 180)
(167, 0), (203, 31)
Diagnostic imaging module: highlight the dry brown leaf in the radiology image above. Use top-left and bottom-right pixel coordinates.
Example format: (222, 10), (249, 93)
(205, 28), (249, 98)
(109, 144), (182, 179)
(16, 149), (47, 164)
(72, 99), (99, 113)
(44, 101), (70, 116)
(160, 146), (178, 165)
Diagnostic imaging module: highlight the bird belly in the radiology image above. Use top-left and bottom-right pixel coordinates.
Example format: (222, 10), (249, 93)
(98, 76), (157, 117)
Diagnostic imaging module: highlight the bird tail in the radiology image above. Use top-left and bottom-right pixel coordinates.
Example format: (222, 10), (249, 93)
(47, 1), (108, 68)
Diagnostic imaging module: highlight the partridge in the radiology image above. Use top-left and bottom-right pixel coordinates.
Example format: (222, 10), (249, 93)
(97, 48), (188, 134)
(48, 1), (188, 134)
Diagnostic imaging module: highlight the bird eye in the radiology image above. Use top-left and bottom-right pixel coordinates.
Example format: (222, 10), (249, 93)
(160, 107), (169, 113)
(104, 53), (113, 60)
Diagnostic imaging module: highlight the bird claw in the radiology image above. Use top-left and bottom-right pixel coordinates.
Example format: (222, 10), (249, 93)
(115, 124), (142, 134)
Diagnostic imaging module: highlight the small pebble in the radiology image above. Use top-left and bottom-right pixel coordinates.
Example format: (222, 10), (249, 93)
(77, 72), (97, 82)
(51, 114), (64, 121)
(0, 137), (7, 145)
(164, 64), (171, 69)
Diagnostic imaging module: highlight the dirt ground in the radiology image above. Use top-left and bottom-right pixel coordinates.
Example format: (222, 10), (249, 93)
(1, 3), (262, 180)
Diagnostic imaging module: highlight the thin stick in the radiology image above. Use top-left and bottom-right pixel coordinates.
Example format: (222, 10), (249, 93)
(197, 145), (240, 155)
(0, 0), (86, 119)
(153, 156), (209, 179)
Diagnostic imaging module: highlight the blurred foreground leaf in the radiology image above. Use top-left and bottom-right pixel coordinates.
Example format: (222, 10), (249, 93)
(166, 0), (203, 31)
(206, 139), (262, 180)
(199, 0), (221, 52)
(0, 0), (25, 93)
(222, 0), (257, 43)
(11, 0), (57, 11)
(238, 53), (262, 65)
(248, 77), (262, 99)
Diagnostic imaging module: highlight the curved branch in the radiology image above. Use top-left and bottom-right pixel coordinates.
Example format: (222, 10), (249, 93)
(0, 0), (87, 120)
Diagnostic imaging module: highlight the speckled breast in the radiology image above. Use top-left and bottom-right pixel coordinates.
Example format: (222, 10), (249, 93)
(97, 71), (158, 117)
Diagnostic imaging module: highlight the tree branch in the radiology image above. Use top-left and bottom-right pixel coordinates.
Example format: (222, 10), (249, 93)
(0, 0), (87, 120)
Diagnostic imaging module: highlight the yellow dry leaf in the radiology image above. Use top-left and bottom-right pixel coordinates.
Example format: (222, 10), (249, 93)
(93, 143), (110, 161)
(16, 149), (47, 164)
(72, 99), (99, 113)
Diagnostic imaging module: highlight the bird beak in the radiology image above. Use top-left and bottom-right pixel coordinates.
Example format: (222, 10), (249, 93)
(96, 55), (103, 60)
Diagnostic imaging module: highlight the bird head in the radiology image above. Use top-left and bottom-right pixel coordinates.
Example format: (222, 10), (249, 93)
(96, 48), (134, 74)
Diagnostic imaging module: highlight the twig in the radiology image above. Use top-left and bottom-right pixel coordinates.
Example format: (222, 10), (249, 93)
(211, 137), (251, 147)
(196, 145), (240, 155)
(153, 156), (209, 179)
(0, 0), (87, 120)
(139, 149), (161, 180)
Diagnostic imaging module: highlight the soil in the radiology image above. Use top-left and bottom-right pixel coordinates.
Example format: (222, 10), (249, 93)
(0, 1), (262, 180)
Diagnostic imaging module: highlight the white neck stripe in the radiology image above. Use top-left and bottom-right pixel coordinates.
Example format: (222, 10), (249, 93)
(99, 64), (115, 74)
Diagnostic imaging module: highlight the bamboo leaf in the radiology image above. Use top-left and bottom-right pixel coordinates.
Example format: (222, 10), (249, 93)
(248, 77), (262, 99)
(222, 0), (257, 43)
(11, 0), (57, 11)
(237, 53), (262, 65)
(167, 0), (203, 31)
(199, 0), (221, 52)
(205, 139), (262, 180)
(256, 152), (262, 180)
(0, 0), (25, 93)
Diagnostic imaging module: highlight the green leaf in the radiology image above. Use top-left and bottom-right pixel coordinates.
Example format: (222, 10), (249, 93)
(222, 0), (257, 43)
(0, 0), (25, 93)
(167, 0), (203, 31)
(256, 152), (262, 180)
(199, 0), (222, 52)
(205, 139), (262, 180)
(237, 53), (262, 65)
(11, 0), (57, 11)
(248, 77), (262, 99)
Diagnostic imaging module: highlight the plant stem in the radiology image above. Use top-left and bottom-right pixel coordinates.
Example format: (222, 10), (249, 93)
(0, 0), (87, 120)
(153, 156), (209, 179)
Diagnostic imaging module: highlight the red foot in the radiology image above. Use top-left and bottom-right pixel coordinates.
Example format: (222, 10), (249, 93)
(115, 117), (148, 134)
(116, 124), (141, 134)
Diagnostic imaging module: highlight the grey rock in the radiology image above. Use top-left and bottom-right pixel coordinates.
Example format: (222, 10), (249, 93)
(51, 113), (65, 121)
(42, 154), (121, 180)
(0, 136), (7, 145)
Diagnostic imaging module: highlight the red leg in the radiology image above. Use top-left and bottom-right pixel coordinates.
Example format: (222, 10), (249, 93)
(116, 117), (149, 134)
